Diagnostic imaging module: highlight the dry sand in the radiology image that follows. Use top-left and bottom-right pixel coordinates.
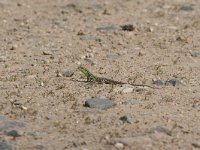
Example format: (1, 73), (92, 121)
(0, 0), (200, 149)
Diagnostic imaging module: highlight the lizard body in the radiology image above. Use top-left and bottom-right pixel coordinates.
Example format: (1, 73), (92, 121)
(78, 66), (157, 89)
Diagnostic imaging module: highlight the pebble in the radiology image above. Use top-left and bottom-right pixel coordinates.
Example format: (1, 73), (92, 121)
(165, 79), (181, 86)
(96, 24), (121, 32)
(0, 56), (6, 62)
(149, 126), (171, 135)
(84, 58), (97, 66)
(80, 35), (101, 41)
(6, 130), (21, 137)
(84, 97), (115, 109)
(192, 141), (200, 148)
(119, 115), (133, 124)
(56, 71), (62, 77)
(0, 141), (13, 150)
(77, 30), (85, 36)
(42, 50), (52, 55)
(114, 85), (134, 93)
(81, 53), (94, 59)
(62, 65), (76, 77)
(63, 3), (82, 13)
(152, 79), (164, 86)
(122, 99), (141, 105)
(107, 53), (121, 60)
(10, 44), (18, 50)
(180, 4), (194, 11)
(114, 142), (124, 149)
(120, 24), (135, 31)
(114, 136), (152, 146)
(122, 87), (134, 93)
(27, 131), (43, 139)
(190, 51), (200, 57)
(63, 70), (74, 77)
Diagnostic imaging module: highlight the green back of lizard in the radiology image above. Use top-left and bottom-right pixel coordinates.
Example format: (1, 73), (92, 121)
(78, 66), (97, 82)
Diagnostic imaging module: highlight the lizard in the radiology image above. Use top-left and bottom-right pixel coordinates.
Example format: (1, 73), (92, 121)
(78, 66), (158, 89)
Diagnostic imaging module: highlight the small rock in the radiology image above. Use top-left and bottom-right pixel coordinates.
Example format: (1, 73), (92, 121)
(77, 30), (85, 36)
(84, 16), (96, 23)
(80, 35), (101, 41)
(153, 79), (164, 86)
(0, 141), (13, 150)
(56, 71), (62, 77)
(145, 26), (154, 32)
(122, 99), (141, 105)
(114, 85), (134, 93)
(6, 130), (21, 137)
(122, 86), (134, 93)
(0, 56), (6, 62)
(114, 142), (124, 149)
(114, 136), (152, 146)
(34, 145), (45, 150)
(84, 58), (97, 66)
(42, 50), (52, 55)
(192, 141), (200, 148)
(119, 115), (133, 124)
(17, 3), (22, 7)
(138, 51), (145, 56)
(165, 79), (181, 86)
(107, 53), (121, 60)
(10, 44), (18, 50)
(27, 130), (43, 139)
(120, 24), (135, 31)
(190, 51), (200, 57)
(63, 70), (74, 77)
(149, 126), (171, 135)
(81, 53), (94, 59)
(180, 4), (194, 11)
(96, 24), (121, 32)
(84, 98), (115, 109)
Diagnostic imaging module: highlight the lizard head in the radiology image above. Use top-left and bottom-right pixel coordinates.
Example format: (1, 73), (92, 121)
(78, 66), (92, 76)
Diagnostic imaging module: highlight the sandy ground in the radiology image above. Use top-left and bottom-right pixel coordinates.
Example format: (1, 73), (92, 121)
(0, 0), (200, 149)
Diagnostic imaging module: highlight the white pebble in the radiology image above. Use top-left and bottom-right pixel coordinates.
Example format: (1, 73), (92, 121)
(115, 142), (124, 149)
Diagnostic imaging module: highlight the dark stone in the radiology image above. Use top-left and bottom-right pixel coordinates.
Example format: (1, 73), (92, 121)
(0, 141), (13, 150)
(180, 4), (194, 11)
(62, 3), (82, 13)
(6, 130), (21, 137)
(165, 79), (181, 86)
(84, 98), (115, 109)
(192, 142), (200, 148)
(120, 24), (135, 31)
(119, 115), (133, 124)
(153, 79), (164, 86)
(42, 51), (52, 55)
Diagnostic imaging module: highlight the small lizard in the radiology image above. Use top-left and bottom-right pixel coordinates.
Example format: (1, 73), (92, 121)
(78, 66), (157, 89)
